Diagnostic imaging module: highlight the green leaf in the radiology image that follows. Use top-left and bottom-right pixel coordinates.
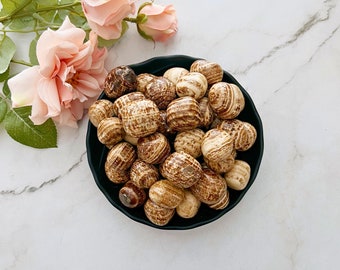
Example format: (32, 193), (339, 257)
(0, 66), (10, 82)
(2, 80), (11, 97)
(35, 0), (78, 7)
(4, 106), (57, 148)
(37, 10), (65, 27)
(0, 0), (35, 28)
(97, 36), (120, 48)
(0, 35), (16, 74)
(80, 21), (91, 32)
(8, 16), (35, 30)
(0, 96), (8, 123)
(4, 1), (36, 30)
(0, 0), (26, 17)
(2, 0), (83, 32)
(35, 0), (62, 7)
(33, 1), (83, 29)
(68, 12), (87, 29)
(29, 35), (39, 65)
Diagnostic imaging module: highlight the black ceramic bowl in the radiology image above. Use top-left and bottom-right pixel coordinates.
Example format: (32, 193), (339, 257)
(86, 55), (264, 230)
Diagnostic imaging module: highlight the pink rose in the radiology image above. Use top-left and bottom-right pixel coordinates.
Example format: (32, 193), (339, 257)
(138, 3), (177, 42)
(8, 17), (107, 127)
(81, 0), (136, 40)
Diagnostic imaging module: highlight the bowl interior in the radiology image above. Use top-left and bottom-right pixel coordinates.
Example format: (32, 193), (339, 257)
(86, 55), (264, 230)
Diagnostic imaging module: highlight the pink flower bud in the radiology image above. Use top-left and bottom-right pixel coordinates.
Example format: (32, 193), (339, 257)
(138, 3), (178, 42)
(81, 0), (136, 40)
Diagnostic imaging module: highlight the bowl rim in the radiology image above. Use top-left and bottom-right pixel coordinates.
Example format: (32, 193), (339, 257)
(86, 54), (264, 230)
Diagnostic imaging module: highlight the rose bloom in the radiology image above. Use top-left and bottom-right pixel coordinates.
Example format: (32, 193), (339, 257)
(81, 0), (135, 40)
(138, 3), (177, 42)
(8, 17), (107, 127)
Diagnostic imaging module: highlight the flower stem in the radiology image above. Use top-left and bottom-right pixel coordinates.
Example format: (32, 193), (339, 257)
(124, 13), (148, 24)
(32, 13), (60, 28)
(0, 0), (32, 22)
(0, 1), (81, 23)
(11, 59), (34, 67)
(124, 17), (139, 23)
(17, 2), (81, 19)
(0, 26), (59, 34)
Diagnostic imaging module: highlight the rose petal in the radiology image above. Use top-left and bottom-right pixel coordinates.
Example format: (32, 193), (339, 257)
(75, 73), (102, 98)
(91, 47), (107, 74)
(82, 0), (134, 25)
(82, 0), (109, 6)
(8, 66), (41, 107)
(37, 78), (61, 117)
(70, 99), (85, 120)
(105, 3), (135, 25)
(82, 0), (135, 40)
(58, 62), (74, 83)
(37, 17), (86, 77)
(67, 33), (97, 70)
(54, 108), (78, 128)
(56, 77), (73, 104)
(140, 4), (166, 15)
(30, 94), (49, 125)
(142, 6), (176, 30)
(87, 20), (123, 40)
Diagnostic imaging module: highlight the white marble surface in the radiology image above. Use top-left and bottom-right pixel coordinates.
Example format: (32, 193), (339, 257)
(1, 0), (340, 269)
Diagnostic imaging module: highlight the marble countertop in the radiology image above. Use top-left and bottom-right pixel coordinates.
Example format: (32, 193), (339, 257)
(1, 0), (340, 269)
